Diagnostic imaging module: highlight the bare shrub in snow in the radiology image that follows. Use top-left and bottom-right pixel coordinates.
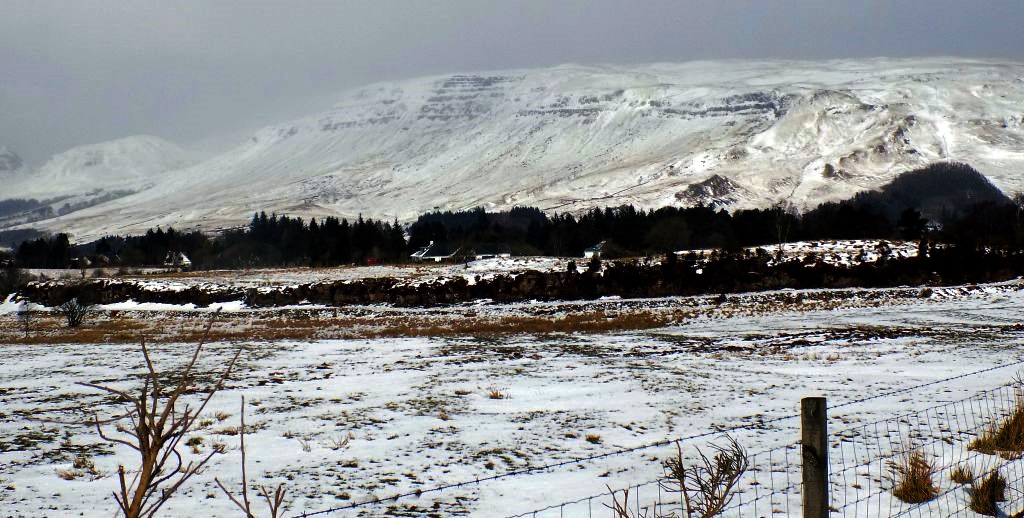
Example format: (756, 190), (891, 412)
(82, 314), (240, 518)
(604, 436), (748, 518)
(57, 297), (93, 327)
(661, 436), (749, 518)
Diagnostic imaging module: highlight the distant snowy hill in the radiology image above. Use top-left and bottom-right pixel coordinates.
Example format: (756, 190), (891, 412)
(5, 58), (1024, 241)
(0, 147), (23, 173)
(4, 135), (195, 199)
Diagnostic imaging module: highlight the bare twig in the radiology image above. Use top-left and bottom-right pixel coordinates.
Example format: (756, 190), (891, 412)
(604, 484), (655, 518)
(216, 396), (289, 518)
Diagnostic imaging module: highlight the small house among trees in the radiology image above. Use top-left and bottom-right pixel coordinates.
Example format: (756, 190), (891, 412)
(470, 243), (512, 260)
(410, 241), (460, 263)
(584, 241), (606, 259)
(164, 251), (192, 271)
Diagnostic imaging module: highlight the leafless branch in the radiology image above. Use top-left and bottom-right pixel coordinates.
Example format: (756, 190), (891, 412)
(216, 396), (289, 518)
(661, 435), (748, 518)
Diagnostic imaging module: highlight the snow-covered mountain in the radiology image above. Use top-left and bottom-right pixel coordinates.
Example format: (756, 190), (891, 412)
(0, 147), (23, 173)
(4, 135), (195, 200)
(6, 58), (1024, 240)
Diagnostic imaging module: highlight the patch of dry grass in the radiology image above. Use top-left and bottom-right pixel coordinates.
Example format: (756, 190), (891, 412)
(950, 464), (974, 484)
(1, 306), (675, 345)
(969, 400), (1024, 458)
(486, 387), (508, 400)
(890, 450), (939, 504)
(968, 470), (1007, 516)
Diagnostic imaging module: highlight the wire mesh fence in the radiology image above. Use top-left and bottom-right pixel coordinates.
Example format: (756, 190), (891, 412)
(502, 441), (804, 518)
(830, 382), (1024, 517)
(506, 381), (1024, 518)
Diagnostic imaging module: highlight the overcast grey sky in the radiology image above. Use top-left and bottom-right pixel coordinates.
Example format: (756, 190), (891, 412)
(2, 0), (1023, 165)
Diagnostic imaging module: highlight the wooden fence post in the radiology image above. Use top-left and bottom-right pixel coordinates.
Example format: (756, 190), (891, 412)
(802, 396), (828, 518)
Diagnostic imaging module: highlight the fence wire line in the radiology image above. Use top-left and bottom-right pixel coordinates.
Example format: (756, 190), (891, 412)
(829, 383), (1024, 518)
(297, 356), (1024, 517)
(510, 381), (1024, 518)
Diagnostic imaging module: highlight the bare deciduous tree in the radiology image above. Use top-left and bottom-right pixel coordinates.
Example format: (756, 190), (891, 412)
(83, 314), (240, 518)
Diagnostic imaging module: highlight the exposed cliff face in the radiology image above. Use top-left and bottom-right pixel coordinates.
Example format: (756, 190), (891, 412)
(6, 58), (1024, 241)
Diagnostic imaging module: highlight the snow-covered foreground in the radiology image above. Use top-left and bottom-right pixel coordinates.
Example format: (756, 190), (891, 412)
(2, 282), (1024, 517)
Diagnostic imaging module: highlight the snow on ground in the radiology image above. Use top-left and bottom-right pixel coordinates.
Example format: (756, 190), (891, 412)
(679, 239), (921, 267)
(2, 282), (1024, 517)
(24, 256), (571, 290)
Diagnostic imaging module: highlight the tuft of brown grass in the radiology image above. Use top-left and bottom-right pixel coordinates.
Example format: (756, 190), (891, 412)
(486, 387), (508, 400)
(585, 434), (603, 444)
(968, 470), (1007, 516)
(969, 401), (1024, 457)
(890, 450), (939, 504)
(950, 464), (973, 485)
(326, 433), (353, 451)
(185, 436), (204, 454)
(71, 454), (96, 472)
(55, 468), (79, 481)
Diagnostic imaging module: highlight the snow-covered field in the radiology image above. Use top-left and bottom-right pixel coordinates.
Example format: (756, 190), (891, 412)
(2, 279), (1024, 516)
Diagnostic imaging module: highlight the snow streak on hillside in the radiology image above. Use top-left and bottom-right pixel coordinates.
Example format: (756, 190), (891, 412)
(6, 58), (1024, 240)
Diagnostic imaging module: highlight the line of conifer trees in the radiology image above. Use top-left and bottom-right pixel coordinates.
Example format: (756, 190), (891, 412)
(8, 194), (1022, 271)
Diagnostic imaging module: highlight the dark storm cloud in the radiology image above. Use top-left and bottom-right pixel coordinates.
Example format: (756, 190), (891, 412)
(2, 0), (1022, 164)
